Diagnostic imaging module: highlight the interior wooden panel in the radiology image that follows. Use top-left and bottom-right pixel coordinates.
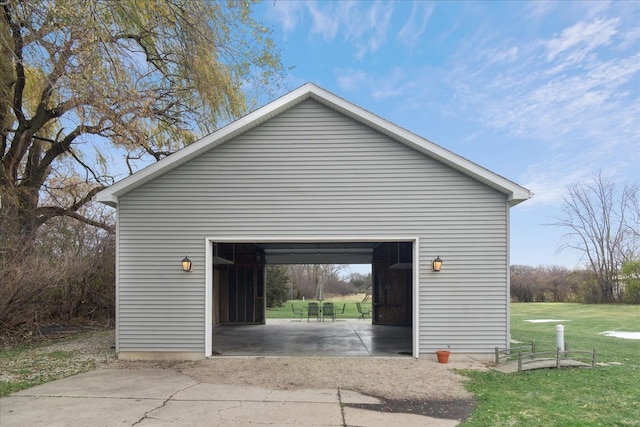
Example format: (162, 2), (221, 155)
(373, 242), (412, 326)
(215, 243), (265, 325)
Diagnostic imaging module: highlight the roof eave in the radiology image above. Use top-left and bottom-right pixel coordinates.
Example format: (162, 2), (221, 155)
(509, 190), (534, 206)
(96, 194), (118, 207)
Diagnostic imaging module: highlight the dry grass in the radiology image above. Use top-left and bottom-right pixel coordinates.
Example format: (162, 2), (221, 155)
(0, 329), (118, 395)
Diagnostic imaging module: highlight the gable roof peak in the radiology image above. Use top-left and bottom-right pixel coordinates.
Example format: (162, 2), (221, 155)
(96, 82), (531, 206)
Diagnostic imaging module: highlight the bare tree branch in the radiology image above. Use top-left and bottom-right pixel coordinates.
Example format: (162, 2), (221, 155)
(1, 0), (286, 239)
(553, 172), (639, 301)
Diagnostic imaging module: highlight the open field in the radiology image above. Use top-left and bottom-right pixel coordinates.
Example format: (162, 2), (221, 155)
(266, 296), (371, 319)
(462, 303), (640, 426)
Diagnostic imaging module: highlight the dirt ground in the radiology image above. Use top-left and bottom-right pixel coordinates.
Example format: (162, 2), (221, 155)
(2, 328), (491, 420)
(176, 356), (484, 420)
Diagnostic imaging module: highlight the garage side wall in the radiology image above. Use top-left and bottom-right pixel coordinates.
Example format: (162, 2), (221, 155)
(117, 99), (509, 354)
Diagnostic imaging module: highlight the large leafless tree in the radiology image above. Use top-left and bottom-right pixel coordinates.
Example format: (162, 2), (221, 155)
(286, 264), (349, 300)
(555, 173), (639, 302)
(0, 0), (285, 245)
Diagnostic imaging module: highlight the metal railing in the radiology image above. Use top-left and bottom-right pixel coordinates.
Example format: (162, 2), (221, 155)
(495, 341), (536, 365)
(496, 342), (597, 372)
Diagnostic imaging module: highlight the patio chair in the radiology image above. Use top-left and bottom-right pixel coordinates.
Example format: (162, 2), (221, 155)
(291, 304), (303, 320)
(322, 302), (336, 322)
(356, 302), (371, 320)
(307, 302), (320, 322)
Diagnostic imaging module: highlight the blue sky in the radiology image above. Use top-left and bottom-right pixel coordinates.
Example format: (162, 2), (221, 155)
(255, 0), (640, 269)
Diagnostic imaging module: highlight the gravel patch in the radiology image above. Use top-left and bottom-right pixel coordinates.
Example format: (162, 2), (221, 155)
(176, 356), (484, 420)
(2, 328), (488, 419)
(178, 357), (482, 401)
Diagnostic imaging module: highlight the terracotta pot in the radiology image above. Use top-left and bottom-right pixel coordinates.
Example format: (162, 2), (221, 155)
(436, 350), (450, 363)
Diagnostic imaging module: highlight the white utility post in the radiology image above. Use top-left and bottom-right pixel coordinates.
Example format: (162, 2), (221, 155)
(556, 324), (565, 351)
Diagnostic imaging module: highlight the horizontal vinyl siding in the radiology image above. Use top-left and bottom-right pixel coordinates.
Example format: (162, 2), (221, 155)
(117, 99), (509, 353)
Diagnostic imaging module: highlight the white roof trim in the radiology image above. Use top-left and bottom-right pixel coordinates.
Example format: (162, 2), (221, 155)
(96, 83), (531, 206)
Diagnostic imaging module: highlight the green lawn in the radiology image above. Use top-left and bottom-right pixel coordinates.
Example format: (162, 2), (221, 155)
(463, 303), (640, 426)
(266, 298), (371, 319)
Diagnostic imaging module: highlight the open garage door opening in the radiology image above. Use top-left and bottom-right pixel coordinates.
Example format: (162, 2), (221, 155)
(209, 241), (415, 357)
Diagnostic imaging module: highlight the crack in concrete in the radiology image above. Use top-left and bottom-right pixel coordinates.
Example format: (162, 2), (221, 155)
(131, 381), (200, 426)
(338, 388), (348, 427)
(348, 323), (372, 356)
(11, 394), (162, 401)
(217, 401), (246, 425)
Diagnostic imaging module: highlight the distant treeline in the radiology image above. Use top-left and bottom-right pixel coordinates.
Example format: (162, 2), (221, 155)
(511, 263), (640, 304)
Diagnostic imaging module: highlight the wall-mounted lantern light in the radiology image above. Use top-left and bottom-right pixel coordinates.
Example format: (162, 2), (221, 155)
(432, 256), (443, 272)
(182, 255), (192, 272)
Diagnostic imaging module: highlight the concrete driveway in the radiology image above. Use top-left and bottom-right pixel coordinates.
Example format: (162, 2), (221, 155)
(0, 368), (461, 426)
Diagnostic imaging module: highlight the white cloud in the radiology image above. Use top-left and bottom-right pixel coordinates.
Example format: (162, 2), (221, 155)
(330, 1), (394, 59)
(269, 1), (395, 60)
(307, 1), (340, 41)
(436, 9), (640, 206)
(520, 148), (637, 208)
(452, 15), (640, 142)
(619, 24), (640, 49)
(488, 46), (519, 64)
(334, 67), (414, 100)
(336, 69), (369, 91)
(360, 1), (395, 57)
(371, 87), (404, 99)
(522, 1), (558, 20)
(544, 18), (619, 61)
(397, 1), (434, 49)
(265, 1), (305, 35)
(520, 157), (599, 206)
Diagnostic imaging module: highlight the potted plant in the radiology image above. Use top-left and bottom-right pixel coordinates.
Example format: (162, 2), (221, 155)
(436, 346), (451, 363)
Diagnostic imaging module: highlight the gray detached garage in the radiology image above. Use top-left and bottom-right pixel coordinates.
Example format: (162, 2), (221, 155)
(96, 83), (531, 360)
